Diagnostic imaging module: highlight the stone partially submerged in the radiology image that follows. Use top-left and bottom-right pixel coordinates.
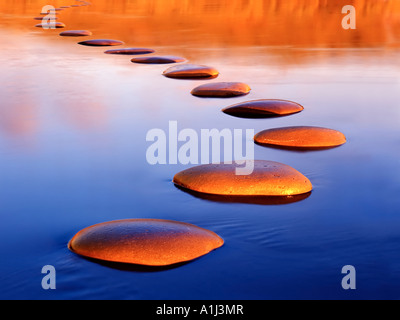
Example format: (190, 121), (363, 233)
(222, 99), (304, 118)
(173, 160), (312, 197)
(78, 39), (124, 46)
(131, 56), (186, 64)
(104, 48), (155, 55)
(191, 82), (251, 98)
(68, 219), (224, 266)
(35, 22), (66, 28)
(59, 30), (92, 37)
(254, 126), (347, 150)
(163, 64), (219, 79)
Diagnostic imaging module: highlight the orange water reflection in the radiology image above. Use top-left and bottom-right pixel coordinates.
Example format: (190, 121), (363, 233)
(2, 0), (400, 48)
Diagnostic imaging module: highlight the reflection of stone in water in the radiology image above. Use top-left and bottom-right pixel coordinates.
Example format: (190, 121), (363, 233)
(131, 55), (186, 64)
(68, 219), (224, 266)
(175, 185), (312, 205)
(222, 99), (304, 118)
(173, 161), (313, 197)
(78, 39), (124, 46)
(254, 126), (347, 150)
(191, 82), (250, 98)
(163, 64), (219, 79)
(104, 48), (155, 55)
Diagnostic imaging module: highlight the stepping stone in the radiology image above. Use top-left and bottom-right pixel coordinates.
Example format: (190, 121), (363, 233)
(35, 22), (66, 28)
(254, 126), (347, 150)
(59, 30), (92, 37)
(104, 48), (155, 55)
(131, 56), (186, 64)
(34, 16), (58, 20)
(191, 82), (251, 98)
(222, 99), (304, 118)
(173, 160), (312, 197)
(78, 39), (124, 46)
(68, 219), (224, 266)
(163, 64), (219, 79)
(40, 11), (58, 15)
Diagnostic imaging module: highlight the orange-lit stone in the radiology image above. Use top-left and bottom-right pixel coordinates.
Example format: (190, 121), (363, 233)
(163, 64), (219, 79)
(222, 99), (304, 118)
(35, 22), (66, 28)
(173, 160), (312, 196)
(68, 219), (224, 266)
(131, 56), (186, 64)
(104, 48), (155, 55)
(59, 30), (92, 37)
(78, 39), (124, 46)
(191, 82), (251, 98)
(254, 126), (347, 149)
(34, 16), (58, 20)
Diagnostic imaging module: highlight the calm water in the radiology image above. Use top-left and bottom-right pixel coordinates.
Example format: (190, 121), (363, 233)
(1, 0), (400, 300)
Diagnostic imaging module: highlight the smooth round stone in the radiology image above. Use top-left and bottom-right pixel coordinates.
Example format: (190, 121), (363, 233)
(104, 48), (155, 55)
(35, 22), (66, 28)
(191, 82), (251, 98)
(222, 99), (304, 118)
(131, 56), (186, 64)
(34, 16), (58, 20)
(68, 219), (224, 266)
(162, 64), (219, 79)
(59, 30), (92, 37)
(254, 126), (347, 149)
(78, 39), (124, 46)
(173, 160), (312, 196)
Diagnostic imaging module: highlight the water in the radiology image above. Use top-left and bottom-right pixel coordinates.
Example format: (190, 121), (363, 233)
(1, 0), (400, 300)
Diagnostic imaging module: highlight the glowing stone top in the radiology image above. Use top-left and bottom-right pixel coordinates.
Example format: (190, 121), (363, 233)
(191, 82), (251, 98)
(173, 160), (312, 196)
(163, 64), (219, 79)
(131, 56), (186, 64)
(68, 219), (224, 266)
(222, 99), (304, 118)
(59, 30), (92, 37)
(254, 126), (347, 149)
(104, 48), (155, 55)
(78, 39), (124, 46)
(35, 22), (66, 28)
